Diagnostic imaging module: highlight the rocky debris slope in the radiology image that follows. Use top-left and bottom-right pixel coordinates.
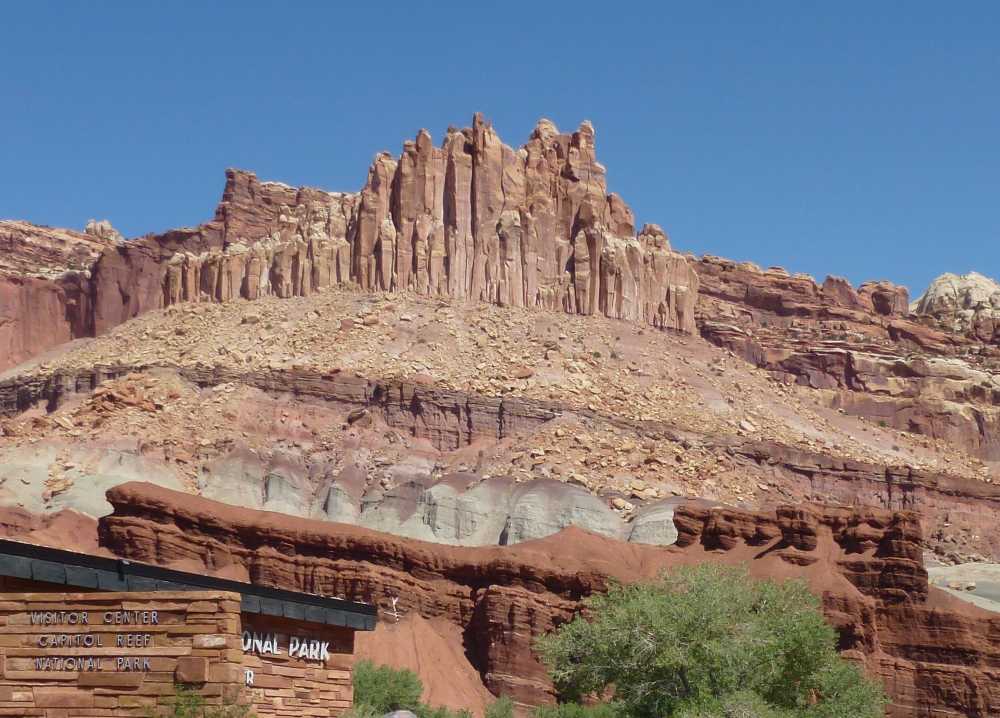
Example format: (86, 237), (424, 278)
(0, 220), (119, 369)
(2, 287), (998, 561)
(694, 257), (1000, 459)
(912, 271), (1000, 343)
(0, 115), (699, 372)
(98, 481), (1000, 718)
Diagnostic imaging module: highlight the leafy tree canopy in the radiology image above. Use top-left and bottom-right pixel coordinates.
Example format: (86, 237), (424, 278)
(350, 660), (512, 718)
(536, 565), (885, 718)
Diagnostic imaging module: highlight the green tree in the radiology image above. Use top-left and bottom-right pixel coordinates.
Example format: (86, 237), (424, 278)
(352, 659), (509, 718)
(535, 565), (885, 718)
(352, 660), (425, 714)
(485, 697), (515, 718)
(533, 702), (621, 718)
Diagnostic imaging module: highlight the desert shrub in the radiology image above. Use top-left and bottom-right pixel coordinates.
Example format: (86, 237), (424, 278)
(148, 685), (253, 718)
(354, 660), (510, 718)
(485, 697), (515, 718)
(536, 565), (885, 718)
(533, 702), (621, 718)
(353, 660), (424, 714)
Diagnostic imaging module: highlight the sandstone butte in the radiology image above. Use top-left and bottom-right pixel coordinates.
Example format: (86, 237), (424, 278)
(0, 113), (698, 374)
(1, 114), (999, 718)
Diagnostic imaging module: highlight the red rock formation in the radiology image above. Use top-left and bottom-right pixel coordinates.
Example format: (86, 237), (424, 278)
(91, 174), (358, 334)
(0, 115), (699, 373)
(694, 256), (1000, 459)
(99, 482), (1000, 718)
(0, 221), (115, 370)
(101, 115), (697, 334)
(3, 117), (998, 472)
(0, 506), (99, 553)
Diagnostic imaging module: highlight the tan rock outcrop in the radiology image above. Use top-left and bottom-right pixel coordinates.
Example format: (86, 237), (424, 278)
(912, 271), (1000, 342)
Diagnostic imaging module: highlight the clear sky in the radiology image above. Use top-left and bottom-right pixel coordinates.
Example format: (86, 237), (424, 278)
(3, 1), (996, 296)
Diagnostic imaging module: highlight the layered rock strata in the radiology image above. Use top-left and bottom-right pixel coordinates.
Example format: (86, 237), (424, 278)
(99, 482), (1000, 718)
(695, 257), (1000, 459)
(3, 363), (999, 559)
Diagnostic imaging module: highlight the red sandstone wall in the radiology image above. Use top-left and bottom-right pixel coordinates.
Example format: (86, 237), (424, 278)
(98, 482), (1000, 718)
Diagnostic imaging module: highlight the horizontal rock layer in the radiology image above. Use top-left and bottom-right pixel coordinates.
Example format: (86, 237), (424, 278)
(99, 481), (1000, 717)
(4, 362), (998, 559)
(695, 256), (1000, 458)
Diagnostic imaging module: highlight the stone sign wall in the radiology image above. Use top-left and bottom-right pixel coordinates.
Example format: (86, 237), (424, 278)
(240, 615), (354, 717)
(0, 590), (355, 717)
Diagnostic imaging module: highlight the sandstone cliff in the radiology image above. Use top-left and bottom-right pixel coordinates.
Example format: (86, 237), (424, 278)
(3, 116), (998, 476)
(117, 116), (697, 334)
(0, 115), (699, 372)
(0, 220), (117, 369)
(99, 482), (1000, 718)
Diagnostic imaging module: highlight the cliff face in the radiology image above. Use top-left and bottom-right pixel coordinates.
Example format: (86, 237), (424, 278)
(3, 116), (997, 474)
(0, 220), (116, 369)
(106, 115), (697, 333)
(695, 257), (1000, 460)
(0, 115), (699, 372)
(98, 482), (1000, 718)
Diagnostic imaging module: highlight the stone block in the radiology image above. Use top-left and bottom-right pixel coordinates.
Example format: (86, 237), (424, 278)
(209, 662), (243, 683)
(32, 687), (95, 708)
(252, 673), (293, 689)
(118, 694), (157, 708)
(187, 601), (219, 613)
(193, 633), (229, 648)
(78, 672), (145, 689)
(175, 656), (209, 683)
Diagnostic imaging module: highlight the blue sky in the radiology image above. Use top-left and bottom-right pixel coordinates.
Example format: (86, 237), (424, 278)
(3, 1), (997, 296)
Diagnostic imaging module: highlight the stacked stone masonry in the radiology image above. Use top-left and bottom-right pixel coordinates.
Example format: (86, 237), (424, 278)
(0, 589), (354, 718)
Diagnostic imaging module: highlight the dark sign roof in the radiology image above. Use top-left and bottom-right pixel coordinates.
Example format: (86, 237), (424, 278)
(0, 538), (376, 631)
